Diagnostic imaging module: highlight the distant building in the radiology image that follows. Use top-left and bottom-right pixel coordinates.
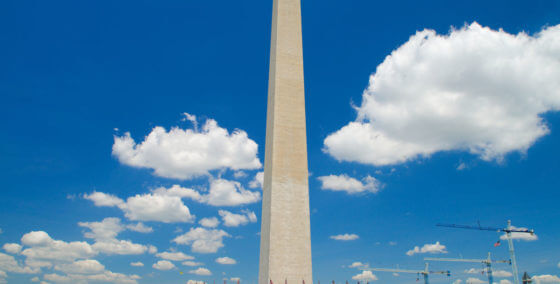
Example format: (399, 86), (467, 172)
(522, 272), (532, 284)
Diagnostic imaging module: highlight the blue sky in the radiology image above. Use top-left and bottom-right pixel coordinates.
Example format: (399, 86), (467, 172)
(1, 0), (560, 284)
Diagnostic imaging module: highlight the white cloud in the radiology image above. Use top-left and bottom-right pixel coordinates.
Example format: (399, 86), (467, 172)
(348, 262), (367, 269)
(84, 191), (195, 223)
(173, 227), (230, 253)
(156, 251), (194, 261)
(182, 261), (204, 267)
(152, 260), (175, 271)
(324, 23), (560, 166)
(20, 231), (97, 262)
(91, 240), (147, 255)
(44, 270), (140, 284)
(54, 259), (105, 274)
(202, 179), (261, 207)
(493, 270), (513, 278)
(215, 257), (236, 265)
(317, 174), (381, 194)
(112, 118), (262, 180)
(218, 210), (257, 227)
(406, 241), (447, 256)
(189, 267), (211, 276)
(230, 277), (241, 282)
(500, 226), (538, 241)
(130, 262), (144, 267)
(330, 234), (359, 241)
(249, 172), (264, 189)
(352, 270), (378, 281)
(233, 171), (247, 178)
(453, 280), (463, 284)
(126, 223), (153, 233)
(83, 192), (124, 207)
(187, 281), (206, 284)
(78, 218), (124, 241)
(499, 280), (513, 284)
(148, 245), (158, 254)
(533, 275), (560, 283)
(78, 218), (147, 255)
(3, 243), (22, 254)
(0, 252), (39, 274)
(466, 278), (485, 284)
(199, 217), (220, 228)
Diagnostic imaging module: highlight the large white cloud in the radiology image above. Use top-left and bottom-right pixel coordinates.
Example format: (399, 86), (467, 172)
(324, 23), (560, 166)
(173, 227), (230, 254)
(2, 244), (22, 255)
(406, 241), (447, 256)
(152, 260), (175, 271)
(44, 270), (140, 284)
(54, 259), (105, 275)
(112, 116), (262, 180)
(317, 174), (381, 194)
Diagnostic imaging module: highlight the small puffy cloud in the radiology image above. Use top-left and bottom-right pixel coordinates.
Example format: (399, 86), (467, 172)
(199, 217), (220, 228)
(466, 278), (485, 284)
(324, 23), (560, 166)
(78, 218), (124, 241)
(156, 251), (194, 261)
(130, 262), (144, 267)
(499, 280), (513, 284)
(233, 171), (247, 178)
(152, 260), (175, 271)
(453, 280), (463, 284)
(3, 243), (22, 254)
(406, 241), (447, 256)
(230, 277), (241, 282)
(218, 210), (257, 227)
(187, 281), (206, 284)
(0, 252), (40, 274)
(317, 174), (381, 194)
(112, 118), (262, 180)
(249, 172), (264, 189)
(91, 240), (147, 255)
(330, 234), (359, 241)
(148, 245), (158, 254)
(83, 192), (124, 207)
(352, 270), (378, 281)
(202, 179), (261, 207)
(493, 270), (513, 278)
(189, 267), (212, 276)
(44, 270), (140, 284)
(173, 227), (230, 254)
(78, 218), (148, 255)
(182, 261), (204, 267)
(126, 223), (153, 233)
(500, 226), (538, 241)
(84, 191), (195, 224)
(348, 262), (367, 269)
(532, 275), (560, 283)
(215, 257), (236, 265)
(54, 259), (105, 274)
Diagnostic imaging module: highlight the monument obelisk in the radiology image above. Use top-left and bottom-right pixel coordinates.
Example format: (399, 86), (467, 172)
(258, 0), (312, 283)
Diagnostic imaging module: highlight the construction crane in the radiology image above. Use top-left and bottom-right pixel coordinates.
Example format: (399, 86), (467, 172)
(437, 220), (535, 284)
(361, 263), (450, 284)
(424, 252), (510, 284)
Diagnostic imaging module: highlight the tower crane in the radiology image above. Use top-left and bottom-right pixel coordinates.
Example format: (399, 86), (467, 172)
(437, 220), (535, 284)
(425, 252), (510, 284)
(361, 263), (450, 284)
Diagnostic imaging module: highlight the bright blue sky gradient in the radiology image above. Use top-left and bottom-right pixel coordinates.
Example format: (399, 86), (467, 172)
(1, 0), (559, 283)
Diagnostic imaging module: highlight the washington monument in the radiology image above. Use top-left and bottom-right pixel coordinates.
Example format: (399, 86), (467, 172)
(258, 0), (312, 283)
